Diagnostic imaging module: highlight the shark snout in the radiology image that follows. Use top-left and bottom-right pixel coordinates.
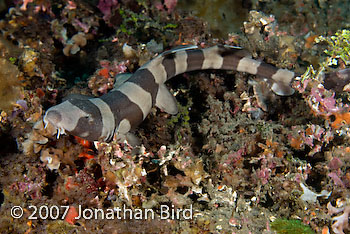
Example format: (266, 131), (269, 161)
(44, 110), (62, 126)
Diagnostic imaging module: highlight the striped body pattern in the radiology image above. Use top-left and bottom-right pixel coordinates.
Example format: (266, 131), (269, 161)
(43, 45), (296, 142)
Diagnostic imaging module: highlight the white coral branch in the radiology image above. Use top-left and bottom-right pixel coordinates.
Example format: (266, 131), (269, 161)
(328, 202), (350, 234)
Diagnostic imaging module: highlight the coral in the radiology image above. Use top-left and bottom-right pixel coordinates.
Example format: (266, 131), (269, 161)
(324, 146), (350, 188)
(20, 0), (34, 11)
(299, 183), (331, 203)
(63, 32), (88, 56)
(64, 206), (79, 225)
(155, 0), (178, 14)
(20, 0), (51, 13)
(19, 49), (39, 77)
(330, 111), (350, 129)
(292, 30), (350, 133)
(122, 43), (136, 59)
(288, 124), (333, 156)
(21, 120), (56, 155)
(308, 87), (340, 116)
(88, 59), (129, 96)
(9, 163), (47, 200)
(94, 141), (147, 205)
(97, 0), (119, 22)
(242, 10), (299, 69)
(327, 202), (350, 234)
(40, 148), (62, 170)
(0, 58), (21, 111)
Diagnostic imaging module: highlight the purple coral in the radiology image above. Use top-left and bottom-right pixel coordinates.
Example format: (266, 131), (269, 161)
(10, 100), (28, 119)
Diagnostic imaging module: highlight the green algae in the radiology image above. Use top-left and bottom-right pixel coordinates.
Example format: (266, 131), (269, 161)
(271, 219), (315, 234)
(168, 101), (192, 128)
(46, 220), (76, 234)
(8, 57), (17, 64)
(317, 29), (350, 66)
(167, 99), (192, 141)
(117, 7), (177, 41)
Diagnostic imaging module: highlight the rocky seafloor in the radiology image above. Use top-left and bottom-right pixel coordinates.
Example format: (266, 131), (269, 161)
(1, 0), (350, 233)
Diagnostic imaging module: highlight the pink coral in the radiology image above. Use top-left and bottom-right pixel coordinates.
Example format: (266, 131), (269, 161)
(292, 78), (310, 93)
(20, 0), (33, 11)
(10, 174), (44, 200)
(257, 167), (270, 185)
(327, 156), (347, 187)
(164, 0), (178, 13)
(20, 0), (51, 13)
(97, 0), (119, 21)
(155, 0), (178, 14)
(328, 157), (343, 170)
(308, 87), (341, 116)
(225, 148), (245, 168)
(328, 171), (345, 187)
(289, 124), (334, 156)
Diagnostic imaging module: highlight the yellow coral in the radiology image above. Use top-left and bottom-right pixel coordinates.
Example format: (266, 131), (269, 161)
(19, 49), (40, 77)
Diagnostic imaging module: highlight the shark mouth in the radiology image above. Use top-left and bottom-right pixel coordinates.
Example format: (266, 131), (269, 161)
(43, 116), (66, 139)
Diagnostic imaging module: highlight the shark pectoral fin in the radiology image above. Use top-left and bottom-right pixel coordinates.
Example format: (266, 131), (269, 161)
(114, 132), (140, 146)
(113, 73), (133, 90)
(155, 84), (178, 115)
(271, 81), (295, 96)
(114, 119), (140, 146)
(126, 132), (140, 146)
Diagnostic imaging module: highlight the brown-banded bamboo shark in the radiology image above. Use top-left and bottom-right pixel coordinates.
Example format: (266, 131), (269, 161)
(43, 45), (350, 143)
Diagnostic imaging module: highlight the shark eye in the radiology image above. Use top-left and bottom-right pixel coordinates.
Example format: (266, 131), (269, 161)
(84, 114), (94, 123)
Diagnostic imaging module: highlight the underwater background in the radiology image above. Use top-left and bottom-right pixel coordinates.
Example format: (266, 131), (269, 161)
(0, 0), (350, 233)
